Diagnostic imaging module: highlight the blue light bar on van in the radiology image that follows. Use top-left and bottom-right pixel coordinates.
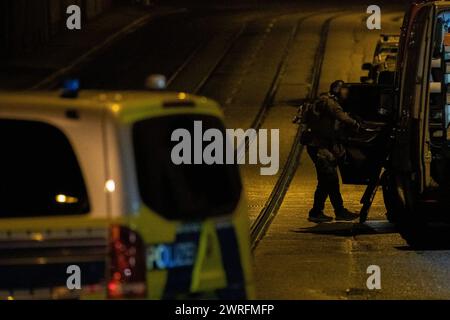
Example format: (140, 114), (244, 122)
(61, 79), (80, 98)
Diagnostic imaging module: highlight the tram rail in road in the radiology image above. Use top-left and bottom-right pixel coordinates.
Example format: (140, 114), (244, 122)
(250, 14), (340, 251)
(23, 7), (338, 252)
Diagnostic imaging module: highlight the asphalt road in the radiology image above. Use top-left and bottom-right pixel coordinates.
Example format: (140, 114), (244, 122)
(5, 1), (450, 299)
(252, 7), (450, 300)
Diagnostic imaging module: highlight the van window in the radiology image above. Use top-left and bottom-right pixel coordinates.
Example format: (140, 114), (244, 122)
(133, 115), (242, 220)
(0, 119), (90, 217)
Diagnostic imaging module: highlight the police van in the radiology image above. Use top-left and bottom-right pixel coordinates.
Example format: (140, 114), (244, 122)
(0, 84), (255, 299)
(336, 0), (450, 248)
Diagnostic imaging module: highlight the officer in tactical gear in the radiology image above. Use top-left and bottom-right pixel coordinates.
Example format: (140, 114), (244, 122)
(303, 80), (361, 223)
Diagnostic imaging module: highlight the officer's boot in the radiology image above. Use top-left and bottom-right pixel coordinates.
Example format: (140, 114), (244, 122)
(308, 209), (333, 223)
(335, 208), (359, 221)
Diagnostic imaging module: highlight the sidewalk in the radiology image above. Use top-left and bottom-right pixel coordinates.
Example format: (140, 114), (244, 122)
(0, 5), (183, 90)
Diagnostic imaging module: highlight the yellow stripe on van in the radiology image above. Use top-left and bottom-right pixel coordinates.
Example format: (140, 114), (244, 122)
(190, 221), (227, 292)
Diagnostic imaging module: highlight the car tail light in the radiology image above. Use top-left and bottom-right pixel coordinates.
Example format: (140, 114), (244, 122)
(108, 225), (147, 299)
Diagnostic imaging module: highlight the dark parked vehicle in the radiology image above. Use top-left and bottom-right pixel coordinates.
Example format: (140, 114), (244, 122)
(339, 0), (450, 248)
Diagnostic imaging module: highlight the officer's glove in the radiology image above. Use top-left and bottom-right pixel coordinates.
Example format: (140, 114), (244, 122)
(292, 115), (301, 124)
(352, 120), (361, 133)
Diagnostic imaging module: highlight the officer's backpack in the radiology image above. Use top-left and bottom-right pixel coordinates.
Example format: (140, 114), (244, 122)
(293, 98), (325, 145)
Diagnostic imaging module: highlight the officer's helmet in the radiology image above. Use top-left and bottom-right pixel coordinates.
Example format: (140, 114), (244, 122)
(329, 80), (345, 97)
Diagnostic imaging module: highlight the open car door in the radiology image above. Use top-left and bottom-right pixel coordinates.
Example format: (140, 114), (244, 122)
(339, 83), (393, 185)
(338, 83), (395, 222)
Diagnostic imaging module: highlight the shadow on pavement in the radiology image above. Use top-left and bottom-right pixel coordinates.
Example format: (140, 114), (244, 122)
(295, 221), (450, 251)
(293, 220), (397, 237)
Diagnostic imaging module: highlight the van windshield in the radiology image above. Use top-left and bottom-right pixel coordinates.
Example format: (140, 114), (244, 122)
(133, 114), (242, 220)
(0, 119), (90, 218)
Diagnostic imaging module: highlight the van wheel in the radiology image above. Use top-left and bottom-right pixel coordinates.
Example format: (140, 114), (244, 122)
(387, 173), (450, 248)
(397, 218), (450, 249)
(397, 214), (432, 249)
(398, 207), (450, 249)
(390, 174), (434, 249)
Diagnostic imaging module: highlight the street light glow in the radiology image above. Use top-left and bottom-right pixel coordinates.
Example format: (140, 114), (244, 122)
(105, 179), (116, 193)
(55, 194), (78, 204)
